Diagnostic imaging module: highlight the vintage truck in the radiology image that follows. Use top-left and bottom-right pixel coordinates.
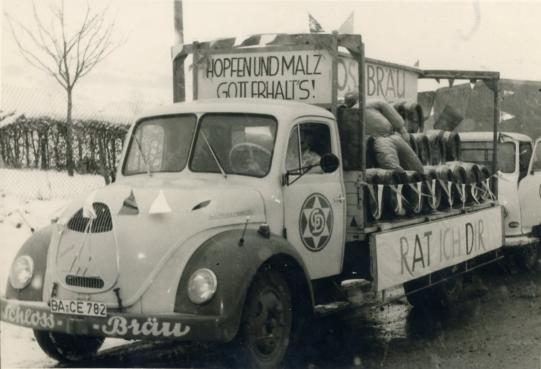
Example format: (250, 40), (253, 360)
(460, 131), (541, 268)
(1, 33), (507, 369)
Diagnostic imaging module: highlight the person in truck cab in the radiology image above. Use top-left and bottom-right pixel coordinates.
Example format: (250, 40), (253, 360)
(300, 129), (321, 167)
(286, 125), (326, 173)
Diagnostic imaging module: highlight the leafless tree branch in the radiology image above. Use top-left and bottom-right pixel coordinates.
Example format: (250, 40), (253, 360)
(5, 0), (123, 176)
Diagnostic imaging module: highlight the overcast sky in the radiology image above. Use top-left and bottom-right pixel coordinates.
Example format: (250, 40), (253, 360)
(2, 0), (541, 121)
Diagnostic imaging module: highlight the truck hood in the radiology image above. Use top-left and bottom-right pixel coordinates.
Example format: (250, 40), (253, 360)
(46, 179), (266, 306)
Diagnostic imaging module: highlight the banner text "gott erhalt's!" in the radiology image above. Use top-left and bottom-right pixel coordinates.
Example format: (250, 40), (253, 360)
(198, 51), (333, 104)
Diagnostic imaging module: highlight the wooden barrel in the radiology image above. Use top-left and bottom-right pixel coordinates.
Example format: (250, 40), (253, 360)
(412, 134), (432, 165)
(408, 134), (419, 157)
(445, 162), (468, 207)
(459, 162), (483, 204)
(394, 101), (424, 133)
(478, 165), (494, 201)
(365, 168), (407, 221)
(403, 171), (424, 215)
(433, 165), (455, 210)
(442, 131), (462, 161)
(426, 130), (447, 165)
(422, 167), (442, 211)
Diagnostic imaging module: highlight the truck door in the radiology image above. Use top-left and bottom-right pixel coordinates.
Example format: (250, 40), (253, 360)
(518, 138), (541, 232)
(282, 121), (345, 280)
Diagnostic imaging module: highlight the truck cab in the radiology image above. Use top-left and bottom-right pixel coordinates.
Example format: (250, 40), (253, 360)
(460, 131), (541, 266)
(120, 99), (347, 281)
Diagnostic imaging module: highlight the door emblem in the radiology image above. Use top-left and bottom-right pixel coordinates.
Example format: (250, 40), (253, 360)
(299, 193), (333, 251)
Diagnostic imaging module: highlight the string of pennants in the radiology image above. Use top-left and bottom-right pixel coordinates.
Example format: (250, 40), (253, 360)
(348, 175), (496, 227)
(81, 189), (173, 219)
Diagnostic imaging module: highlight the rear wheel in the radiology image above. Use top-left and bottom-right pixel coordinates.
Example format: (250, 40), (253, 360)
(34, 330), (104, 362)
(237, 270), (292, 369)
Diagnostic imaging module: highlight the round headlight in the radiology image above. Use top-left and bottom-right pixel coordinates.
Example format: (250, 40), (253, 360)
(187, 268), (217, 304)
(9, 255), (34, 290)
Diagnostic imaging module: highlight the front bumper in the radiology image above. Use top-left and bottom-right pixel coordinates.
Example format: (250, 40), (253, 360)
(503, 235), (539, 248)
(0, 296), (230, 341)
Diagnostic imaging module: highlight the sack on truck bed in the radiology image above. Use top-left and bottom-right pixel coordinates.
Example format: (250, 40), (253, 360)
(388, 134), (424, 173)
(372, 136), (403, 171)
(367, 100), (407, 132)
(365, 107), (394, 137)
(337, 107), (362, 170)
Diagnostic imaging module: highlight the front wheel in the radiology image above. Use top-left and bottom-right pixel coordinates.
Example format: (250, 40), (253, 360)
(237, 270), (293, 369)
(34, 330), (104, 363)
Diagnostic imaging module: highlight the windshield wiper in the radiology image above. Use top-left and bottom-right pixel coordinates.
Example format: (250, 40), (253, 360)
(133, 135), (152, 177)
(202, 132), (227, 179)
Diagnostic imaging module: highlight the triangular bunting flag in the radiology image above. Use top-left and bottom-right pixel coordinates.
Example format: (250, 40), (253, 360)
(500, 111), (515, 122)
(119, 190), (139, 215)
(350, 216), (358, 227)
(337, 12), (354, 34)
(308, 13), (324, 33)
(149, 190), (172, 214)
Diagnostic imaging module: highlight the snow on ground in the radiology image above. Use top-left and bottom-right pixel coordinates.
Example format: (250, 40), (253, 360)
(0, 169), (106, 295)
(0, 169), (125, 368)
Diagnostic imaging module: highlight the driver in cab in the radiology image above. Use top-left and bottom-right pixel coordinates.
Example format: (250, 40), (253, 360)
(229, 137), (272, 177)
(286, 128), (322, 173)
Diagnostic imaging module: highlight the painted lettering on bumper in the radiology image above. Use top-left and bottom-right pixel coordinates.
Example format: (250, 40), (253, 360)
(0, 297), (225, 341)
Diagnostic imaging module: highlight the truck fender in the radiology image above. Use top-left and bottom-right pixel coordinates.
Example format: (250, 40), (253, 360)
(174, 229), (314, 342)
(5, 226), (53, 301)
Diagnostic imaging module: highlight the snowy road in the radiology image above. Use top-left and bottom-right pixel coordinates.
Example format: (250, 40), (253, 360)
(2, 264), (540, 369)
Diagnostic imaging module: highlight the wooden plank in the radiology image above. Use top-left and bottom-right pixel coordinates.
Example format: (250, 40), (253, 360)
(420, 69), (500, 80)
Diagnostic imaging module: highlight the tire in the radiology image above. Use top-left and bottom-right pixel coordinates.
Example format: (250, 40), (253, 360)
(237, 270), (293, 369)
(516, 244), (540, 271)
(404, 275), (463, 310)
(34, 330), (104, 363)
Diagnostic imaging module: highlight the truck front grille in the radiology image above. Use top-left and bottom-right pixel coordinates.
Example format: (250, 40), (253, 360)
(65, 275), (105, 289)
(68, 202), (112, 233)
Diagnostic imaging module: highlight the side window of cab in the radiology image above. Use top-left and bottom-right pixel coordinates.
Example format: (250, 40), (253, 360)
(519, 142), (533, 181)
(531, 142), (541, 173)
(285, 123), (332, 174)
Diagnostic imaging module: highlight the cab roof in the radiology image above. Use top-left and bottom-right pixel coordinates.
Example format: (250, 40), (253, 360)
(138, 99), (335, 122)
(459, 131), (532, 143)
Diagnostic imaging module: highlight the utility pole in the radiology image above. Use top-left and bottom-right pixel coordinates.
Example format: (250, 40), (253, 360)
(174, 0), (184, 45)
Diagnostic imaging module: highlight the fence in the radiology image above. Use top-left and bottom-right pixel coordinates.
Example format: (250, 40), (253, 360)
(0, 115), (129, 184)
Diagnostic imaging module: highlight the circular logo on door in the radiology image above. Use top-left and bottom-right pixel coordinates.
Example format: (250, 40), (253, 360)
(299, 193), (333, 252)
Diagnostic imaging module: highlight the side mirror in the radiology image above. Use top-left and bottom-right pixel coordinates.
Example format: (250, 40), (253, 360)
(320, 153), (340, 173)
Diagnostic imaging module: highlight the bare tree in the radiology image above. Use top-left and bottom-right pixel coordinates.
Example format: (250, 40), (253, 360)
(5, 0), (122, 175)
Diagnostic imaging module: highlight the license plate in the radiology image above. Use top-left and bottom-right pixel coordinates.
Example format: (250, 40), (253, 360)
(50, 298), (107, 317)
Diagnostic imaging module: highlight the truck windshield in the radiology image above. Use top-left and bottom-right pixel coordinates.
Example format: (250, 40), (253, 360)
(190, 114), (277, 177)
(123, 115), (197, 175)
(460, 141), (515, 173)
